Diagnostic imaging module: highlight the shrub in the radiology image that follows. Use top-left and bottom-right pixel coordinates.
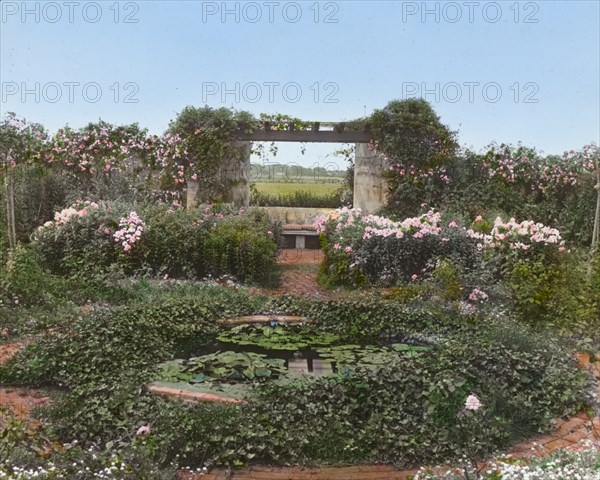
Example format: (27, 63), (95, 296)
(32, 200), (131, 277)
(31, 202), (279, 285)
(506, 249), (598, 333)
(318, 209), (480, 287)
(136, 205), (206, 278)
(203, 208), (279, 284)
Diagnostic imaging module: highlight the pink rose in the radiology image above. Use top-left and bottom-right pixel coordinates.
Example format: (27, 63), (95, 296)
(465, 394), (483, 411)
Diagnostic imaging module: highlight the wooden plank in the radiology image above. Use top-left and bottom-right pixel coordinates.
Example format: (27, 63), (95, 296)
(235, 130), (372, 143)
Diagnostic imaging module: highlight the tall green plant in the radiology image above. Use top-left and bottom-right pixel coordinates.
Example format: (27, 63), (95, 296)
(368, 99), (459, 215)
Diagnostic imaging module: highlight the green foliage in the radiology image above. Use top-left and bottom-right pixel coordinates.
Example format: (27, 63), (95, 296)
(0, 246), (58, 306)
(168, 106), (256, 202)
(203, 209), (278, 284)
(368, 99), (459, 215)
(506, 250), (598, 333)
(147, 321), (584, 469)
(157, 351), (287, 384)
(0, 287), (589, 470)
(31, 202), (279, 286)
(316, 343), (429, 376)
(217, 324), (341, 351)
(321, 217), (480, 288)
(431, 260), (464, 301)
(137, 205), (206, 278)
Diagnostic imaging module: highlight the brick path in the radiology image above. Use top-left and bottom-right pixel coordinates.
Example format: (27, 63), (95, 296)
(0, 342), (50, 425)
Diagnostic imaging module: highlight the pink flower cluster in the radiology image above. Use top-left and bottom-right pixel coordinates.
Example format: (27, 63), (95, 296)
(318, 208), (444, 244)
(468, 288), (489, 303)
(320, 208), (565, 257)
(389, 162), (452, 185)
(39, 201), (99, 230)
(464, 394), (483, 411)
(483, 145), (598, 194)
(466, 217), (563, 251)
(44, 124), (150, 175)
(113, 211), (145, 252)
(380, 143), (598, 198)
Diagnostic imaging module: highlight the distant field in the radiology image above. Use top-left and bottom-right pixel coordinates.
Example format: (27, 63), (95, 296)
(253, 182), (340, 196)
(251, 174), (344, 184)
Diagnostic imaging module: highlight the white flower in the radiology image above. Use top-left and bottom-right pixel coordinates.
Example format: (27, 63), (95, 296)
(464, 394), (483, 411)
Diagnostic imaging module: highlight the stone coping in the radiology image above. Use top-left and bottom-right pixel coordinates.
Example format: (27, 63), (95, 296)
(219, 315), (310, 325)
(147, 383), (245, 405)
(283, 224), (318, 231)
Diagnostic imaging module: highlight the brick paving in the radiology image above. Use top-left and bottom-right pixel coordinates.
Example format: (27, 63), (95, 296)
(0, 342), (50, 425)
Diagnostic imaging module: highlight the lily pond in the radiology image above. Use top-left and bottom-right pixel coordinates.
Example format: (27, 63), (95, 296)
(152, 321), (432, 400)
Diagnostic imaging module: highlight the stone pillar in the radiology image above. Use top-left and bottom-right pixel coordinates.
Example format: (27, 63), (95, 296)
(186, 180), (200, 210)
(221, 141), (251, 206)
(353, 143), (387, 212)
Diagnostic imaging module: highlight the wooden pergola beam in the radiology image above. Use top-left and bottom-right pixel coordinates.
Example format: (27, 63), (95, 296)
(234, 130), (372, 143)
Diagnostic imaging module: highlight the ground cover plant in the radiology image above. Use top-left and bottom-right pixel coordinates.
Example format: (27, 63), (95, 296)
(412, 441), (600, 479)
(0, 287), (591, 473)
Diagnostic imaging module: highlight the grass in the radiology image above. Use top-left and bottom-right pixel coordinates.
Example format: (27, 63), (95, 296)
(253, 182), (341, 196)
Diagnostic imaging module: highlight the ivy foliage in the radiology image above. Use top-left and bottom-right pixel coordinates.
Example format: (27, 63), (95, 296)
(0, 291), (588, 470)
(167, 106), (256, 201)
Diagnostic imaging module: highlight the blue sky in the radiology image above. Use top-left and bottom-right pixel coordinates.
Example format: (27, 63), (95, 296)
(1, 0), (599, 168)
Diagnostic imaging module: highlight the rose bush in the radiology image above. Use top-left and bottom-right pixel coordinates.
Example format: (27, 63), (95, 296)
(318, 208), (566, 288)
(32, 202), (279, 285)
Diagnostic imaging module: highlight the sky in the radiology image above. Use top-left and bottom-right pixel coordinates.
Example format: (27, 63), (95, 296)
(1, 0), (599, 169)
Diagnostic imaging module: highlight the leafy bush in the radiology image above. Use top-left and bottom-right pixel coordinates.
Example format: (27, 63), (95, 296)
(136, 205), (206, 278)
(0, 246), (62, 307)
(318, 209), (480, 287)
(31, 202), (279, 285)
(32, 200), (130, 277)
(506, 249), (598, 333)
(368, 98), (459, 216)
(203, 208), (278, 284)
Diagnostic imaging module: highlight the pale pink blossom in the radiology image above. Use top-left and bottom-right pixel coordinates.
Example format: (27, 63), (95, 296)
(465, 394), (483, 411)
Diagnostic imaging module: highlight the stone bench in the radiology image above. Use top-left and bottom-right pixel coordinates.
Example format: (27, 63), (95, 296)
(281, 224), (319, 249)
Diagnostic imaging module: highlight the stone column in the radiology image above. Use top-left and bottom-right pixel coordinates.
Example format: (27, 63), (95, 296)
(220, 141), (251, 206)
(186, 180), (200, 210)
(353, 143), (387, 212)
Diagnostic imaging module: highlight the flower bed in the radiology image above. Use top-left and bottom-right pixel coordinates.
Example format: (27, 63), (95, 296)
(317, 208), (565, 287)
(32, 202), (279, 285)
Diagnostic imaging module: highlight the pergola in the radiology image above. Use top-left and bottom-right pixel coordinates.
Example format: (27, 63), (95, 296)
(201, 121), (388, 214)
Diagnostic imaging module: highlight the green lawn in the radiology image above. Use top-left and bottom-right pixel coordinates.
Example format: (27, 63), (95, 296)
(253, 182), (341, 196)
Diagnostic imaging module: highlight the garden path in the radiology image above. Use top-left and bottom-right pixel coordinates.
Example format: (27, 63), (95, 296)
(0, 342), (50, 424)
